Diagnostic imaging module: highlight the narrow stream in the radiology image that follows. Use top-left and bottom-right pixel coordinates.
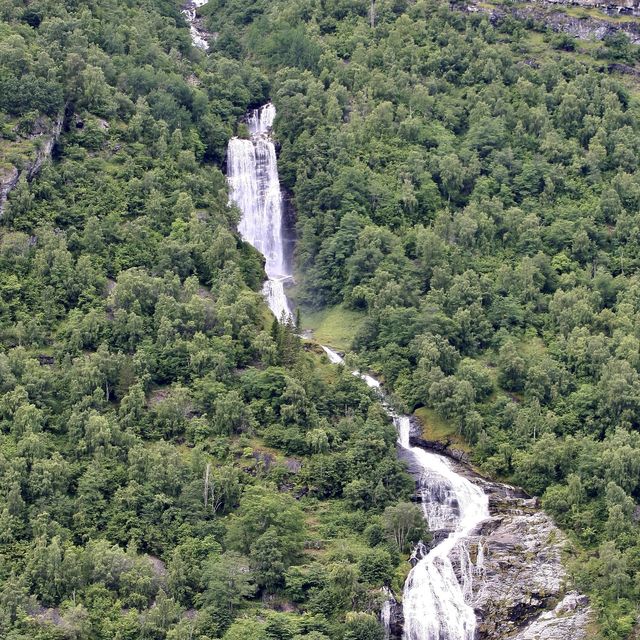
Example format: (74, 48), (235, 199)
(226, 104), (492, 639)
(182, 0), (209, 50)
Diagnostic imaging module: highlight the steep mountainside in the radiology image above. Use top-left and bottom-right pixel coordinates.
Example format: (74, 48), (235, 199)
(2, 0), (640, 639)
(203, 0), (640, 638)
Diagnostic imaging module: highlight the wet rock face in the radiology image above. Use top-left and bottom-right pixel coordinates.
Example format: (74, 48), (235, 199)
(467, 512), (565, 637)
(380, 587), (404, 639)
(511, 591), (592, 640)
(463, 485), (593, 639)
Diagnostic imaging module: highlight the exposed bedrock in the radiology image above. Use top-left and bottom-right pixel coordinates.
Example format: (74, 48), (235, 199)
(399, 440), (593, 639)
(0, 114), (63, 217)
(468, 1), (640, 45)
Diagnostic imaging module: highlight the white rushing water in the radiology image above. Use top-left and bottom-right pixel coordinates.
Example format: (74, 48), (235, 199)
(183, 0), (209, 50)
(321, 346), (489, 640)
(228, 103), (490, 640)
(397, 417), (489, 640)
(227, 104), (293, 321)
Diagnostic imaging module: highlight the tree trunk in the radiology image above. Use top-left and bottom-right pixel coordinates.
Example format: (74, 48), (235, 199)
(204, 463), (211, 509)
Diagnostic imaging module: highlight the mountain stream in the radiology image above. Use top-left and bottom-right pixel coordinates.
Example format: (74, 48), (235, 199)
(226, 103), (491, 640)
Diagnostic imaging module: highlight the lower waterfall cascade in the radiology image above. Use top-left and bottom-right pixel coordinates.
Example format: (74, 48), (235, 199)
(225, 103), (513, 640)
(321, 346), (490, 640)
(397, 418), (488, 640)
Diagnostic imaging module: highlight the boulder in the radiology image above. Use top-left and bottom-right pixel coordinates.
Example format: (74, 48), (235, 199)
(510, 591), (592, 640)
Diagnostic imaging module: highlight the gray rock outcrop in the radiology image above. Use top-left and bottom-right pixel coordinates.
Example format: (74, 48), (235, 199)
(510, 591), (592, 640)
(464, 475), (592, 639)
(538, 0), (640, 17)
(0, 115), (63, 218)
(468, 0), (640, 45)
(401, 436), (593, 640)
(0, 166), (20, 217)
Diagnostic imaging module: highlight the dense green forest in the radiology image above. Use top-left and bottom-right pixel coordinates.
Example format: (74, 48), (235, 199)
(202, 0), (640, 637)
(2, 0), (640, 638)
(0, 1), (424, 639)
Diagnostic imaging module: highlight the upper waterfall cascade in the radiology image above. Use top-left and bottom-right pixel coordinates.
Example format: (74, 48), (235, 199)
(183, 0), (209, 50)
(227, 104), (293, 322)
(227, 104), (491, 640)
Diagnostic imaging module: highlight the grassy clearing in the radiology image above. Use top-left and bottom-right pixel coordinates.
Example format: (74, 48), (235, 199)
(300, 304), (365, 352)
(414, 407), (471, 453)
(518, 334), (547, 358)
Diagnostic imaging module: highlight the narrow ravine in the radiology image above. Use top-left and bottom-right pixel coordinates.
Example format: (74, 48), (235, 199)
(181, 3), (593, 629)
(225, 103), (493, 639)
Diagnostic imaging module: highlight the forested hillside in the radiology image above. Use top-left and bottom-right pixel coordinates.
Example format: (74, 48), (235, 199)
(0, 1), (422, 639)
(3, 0), (640, 638)
(201, 0), (640, 637)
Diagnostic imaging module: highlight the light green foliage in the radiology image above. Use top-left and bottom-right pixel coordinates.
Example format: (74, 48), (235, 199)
(382, 502), (429, 553)
(344, 612), (385, 640)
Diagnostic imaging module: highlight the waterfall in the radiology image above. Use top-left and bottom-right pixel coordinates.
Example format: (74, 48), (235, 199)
(397, 417), (489, 640)
(227, 104), (293, 322)
(321, 346), (489, 640)
(228, 104), (490, 639)
(381, 587), (393, 639)
(183, 0), (209, 50)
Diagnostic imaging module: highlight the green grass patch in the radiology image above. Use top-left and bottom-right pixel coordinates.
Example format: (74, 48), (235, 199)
(414, 407), (471, 453)
(300, 304), (364, 352)
(518, 335), (546, 358)
(561, 4), (639, 23)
